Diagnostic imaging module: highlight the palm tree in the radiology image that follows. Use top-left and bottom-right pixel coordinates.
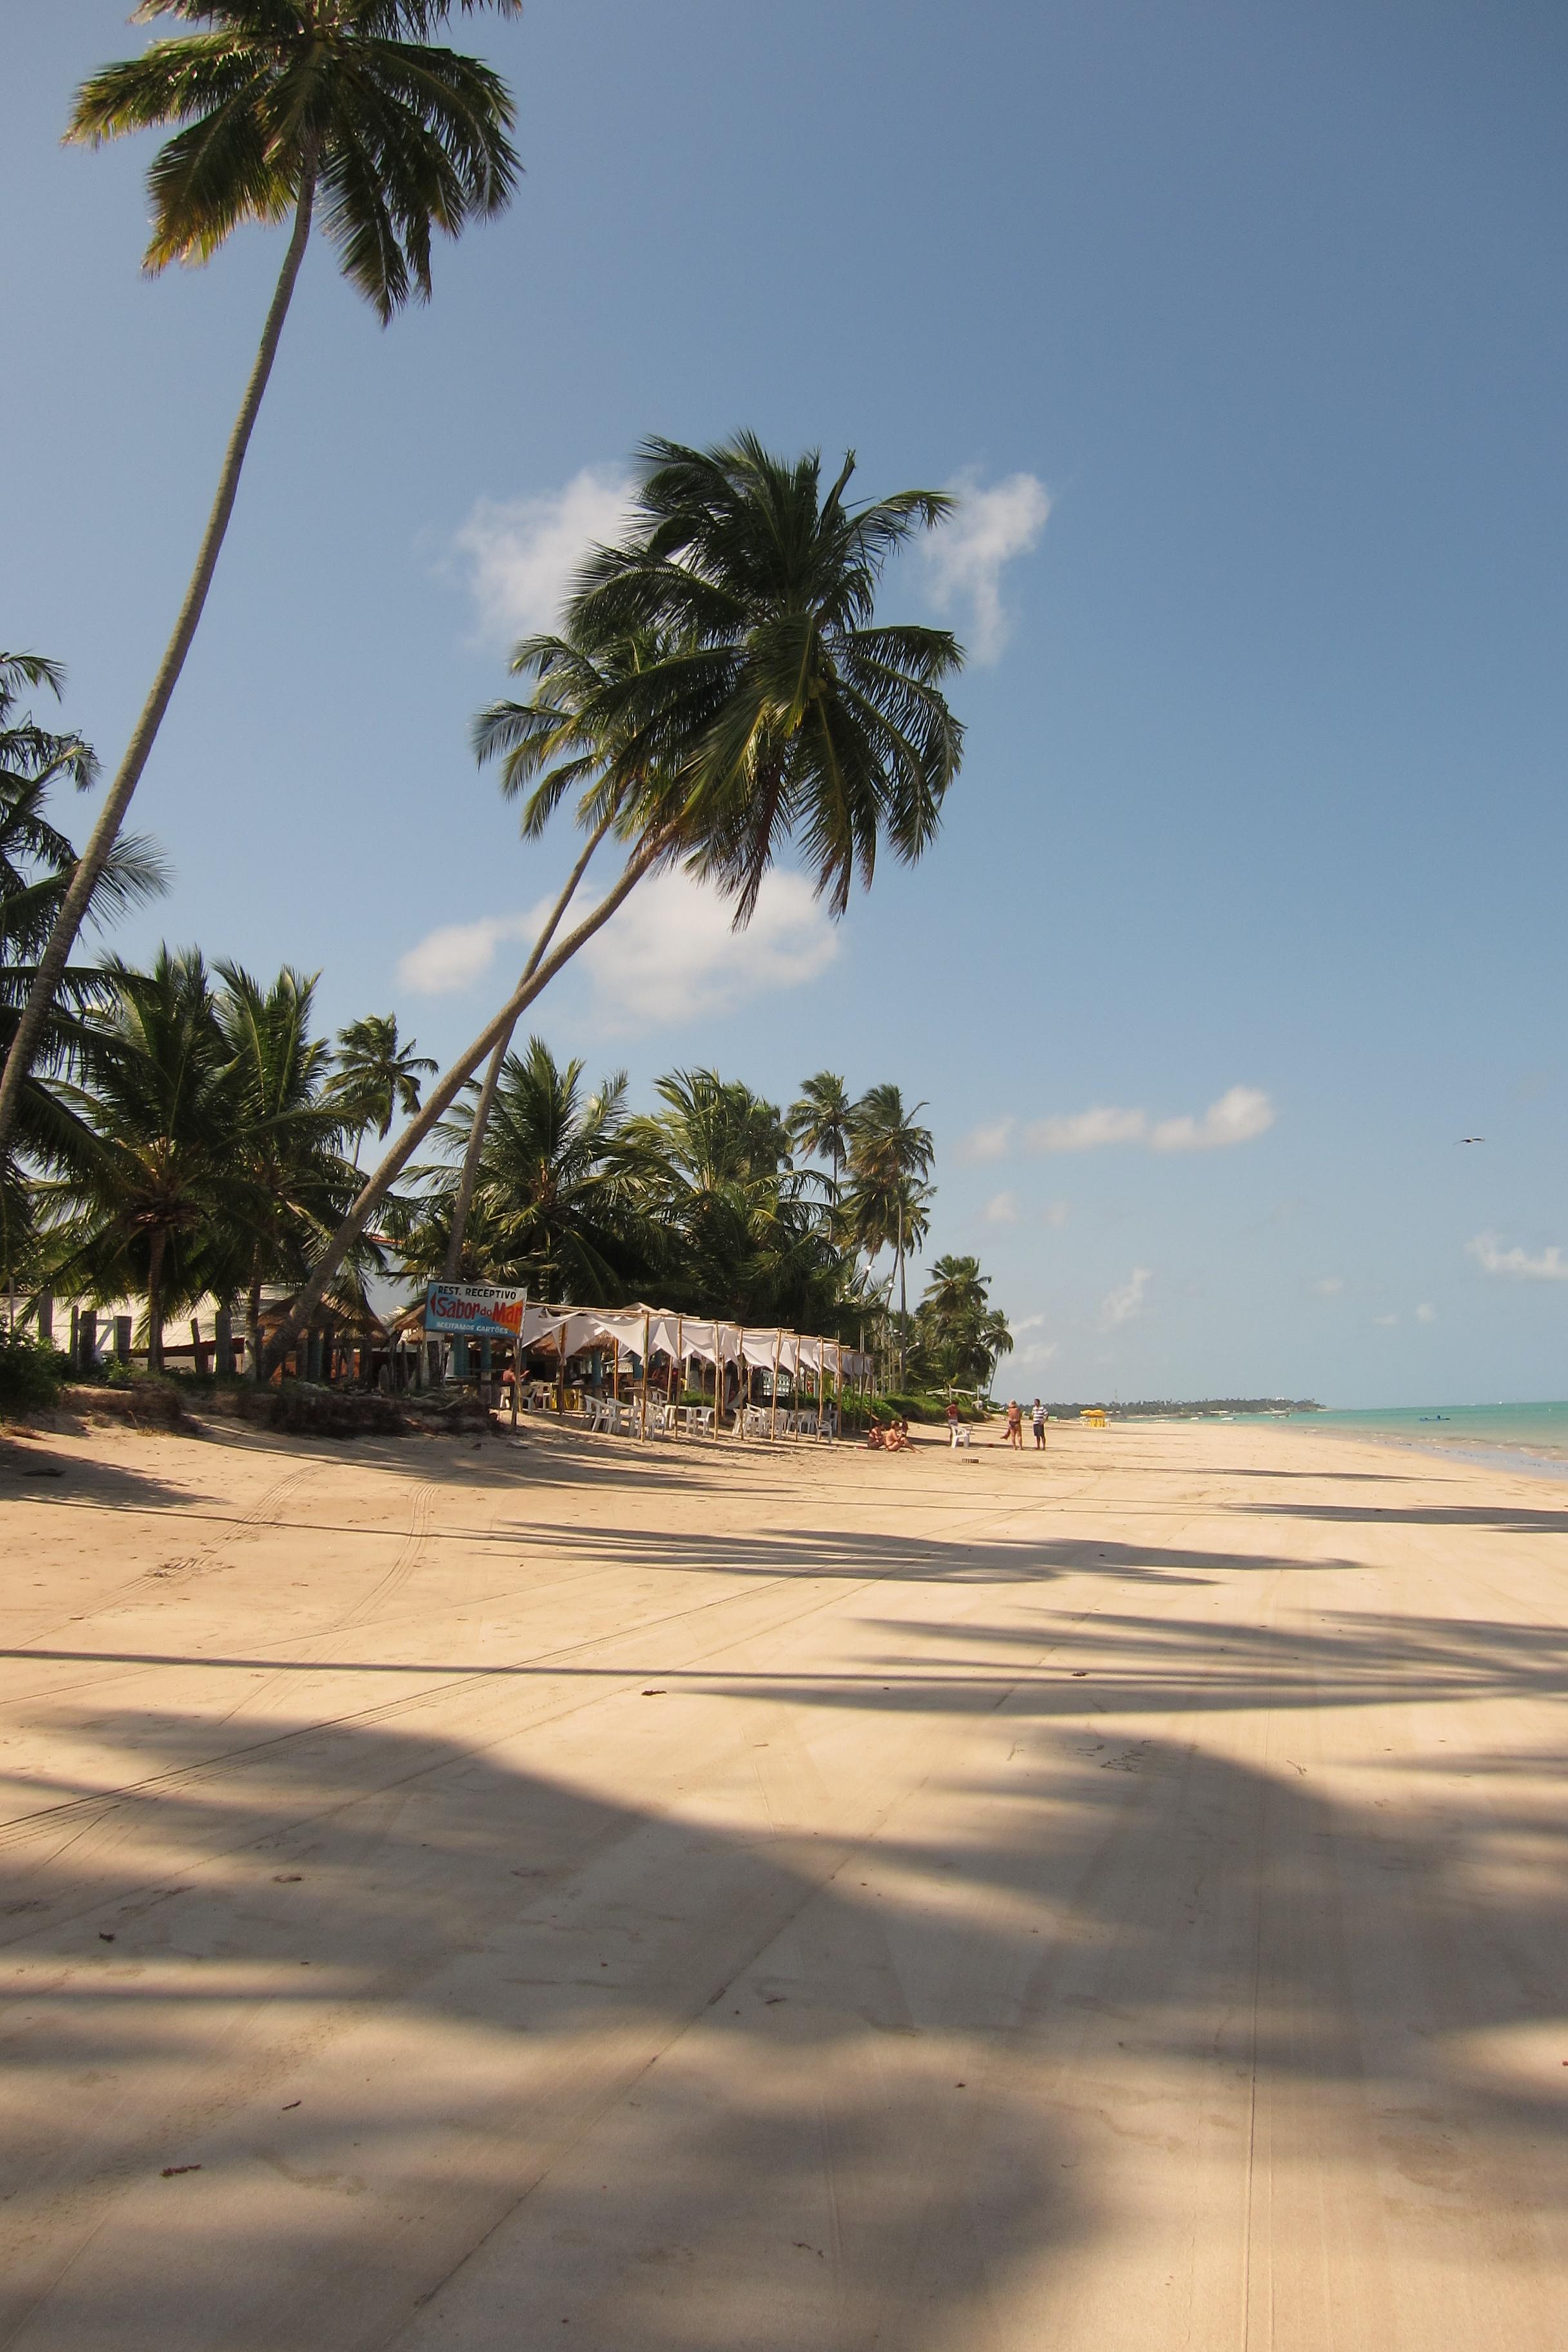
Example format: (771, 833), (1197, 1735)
(215, 963), (364, 1378)
(399, 1037), (640, 1300)
(264, 431), (966, 1373)
(1, 653), (98, 805)
(623, 1069), (825, 1324)
(916, 1253), (1007, 1392)
(41, 949), (244, 1373)
(975, 1307), (1014, 1398)
(921, 1251), (988, 1331)
(439, 627), (677, 1280)
(787, 1072), (854, 1199)
(329, 1014), (436, 1166)
(1, 657), (166, 1297)
(0, 0), (522, 1164)
(848, 1083), (935, 1373)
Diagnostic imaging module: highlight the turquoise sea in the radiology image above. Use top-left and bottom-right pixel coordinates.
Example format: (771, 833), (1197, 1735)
(1300, 1402), (1568, 1478)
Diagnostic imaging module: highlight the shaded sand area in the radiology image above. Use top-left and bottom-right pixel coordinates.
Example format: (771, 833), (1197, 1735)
(2, 1410), (1566, 2349)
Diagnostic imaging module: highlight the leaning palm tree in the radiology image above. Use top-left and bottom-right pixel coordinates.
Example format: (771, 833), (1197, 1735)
(0, 0), (522, 1164)
(787, 1072), (854, 1200)
(329, 1013), (436, 1166)
(262, 431), (966, 1375)
(438, 626), (676, 1280)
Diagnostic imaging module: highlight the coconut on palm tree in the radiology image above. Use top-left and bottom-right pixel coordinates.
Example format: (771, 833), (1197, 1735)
(263, 431), (966, 1374)
(0, 0), (523, 1165)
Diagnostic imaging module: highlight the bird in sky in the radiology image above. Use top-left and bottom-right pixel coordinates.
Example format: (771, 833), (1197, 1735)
(1457, 1136), (1485, 1144)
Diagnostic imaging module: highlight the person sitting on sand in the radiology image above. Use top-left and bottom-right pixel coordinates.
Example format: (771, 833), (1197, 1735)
(885, 1416), (910, 1452)
(1004, 1399), (1024, 1449)
(865, 1421), (886, 1449)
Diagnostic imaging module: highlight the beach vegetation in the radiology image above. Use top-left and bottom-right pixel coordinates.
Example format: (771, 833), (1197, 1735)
(1, 655), (166, 1302)
(0, 0), (524, 1171)
(0, 1329), (70, 1415)
(263, 431), (967, 1374)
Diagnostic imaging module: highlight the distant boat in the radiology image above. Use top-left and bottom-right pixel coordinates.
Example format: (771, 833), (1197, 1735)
(1418, 1414), (1449, 1423)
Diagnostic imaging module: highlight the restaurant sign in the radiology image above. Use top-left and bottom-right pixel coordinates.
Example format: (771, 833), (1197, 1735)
(424, 1282), (529, 1338)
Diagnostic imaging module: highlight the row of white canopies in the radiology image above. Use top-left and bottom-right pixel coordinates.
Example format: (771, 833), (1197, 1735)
(431, 1301), (873, 1389)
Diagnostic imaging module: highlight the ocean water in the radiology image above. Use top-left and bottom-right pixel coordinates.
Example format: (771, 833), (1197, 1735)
(1303, 1401), (1568, 1478)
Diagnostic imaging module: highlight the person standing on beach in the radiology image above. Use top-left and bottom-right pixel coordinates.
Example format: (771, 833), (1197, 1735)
(946, 1398), (963, 1448)
(1032, 1398), (1046, 1449)
(1004, 1399), (1024, 1449)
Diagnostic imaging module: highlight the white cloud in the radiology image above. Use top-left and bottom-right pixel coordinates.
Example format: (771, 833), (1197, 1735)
(1026, 1105), (1149, 1153)
(576, 868), (839, 1032)
(1416, 1302), (1437, 1324)
(1011, 1313), (1046, 1333)
(1016, 1340), (1059, 1369)
(1150, 1086), (1276, 1153)
(984, 1191), (1020, 1225)
(1313, 1276), (1345, 1297)
(1023, 1087), (1275, 1156)
(1373, 1314), (1398, 1328)
(920, 471), (1052, 662)
(451, 466), (634, 645)
(397, 910), (534, 995)
(961, 1116), (1015, 1162)
(398, 868), (839, 1032)
(1467, 1231), (1568, 1282)
(1102, 1267), (1152, 1328)
(1041, 1200), (1071, 1229)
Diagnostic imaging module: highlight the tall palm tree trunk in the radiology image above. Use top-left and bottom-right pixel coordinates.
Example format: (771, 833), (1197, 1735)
(146, 1228), (166, 1378)
(246, 1253), (264, 1387)
(897, 1195), (906, 1387)
(264, 827), (669, 1377)
(439, 808), (614, 1282)
(0, 166), (317, 1164)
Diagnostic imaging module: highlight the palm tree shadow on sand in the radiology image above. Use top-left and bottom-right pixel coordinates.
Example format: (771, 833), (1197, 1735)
(3, 1636), (1568, 2349)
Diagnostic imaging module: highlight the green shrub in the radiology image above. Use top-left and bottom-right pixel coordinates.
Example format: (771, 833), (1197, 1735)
(877, 1390), (987, 1426)
(0, 1331), (70, 1414)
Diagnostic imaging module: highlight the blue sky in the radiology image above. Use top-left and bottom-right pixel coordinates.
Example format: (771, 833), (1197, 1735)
(6, 0), (1567, 1404)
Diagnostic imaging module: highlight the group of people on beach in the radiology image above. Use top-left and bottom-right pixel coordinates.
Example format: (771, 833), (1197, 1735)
(1001, 1398), (1049, 1449)
(867, 1398), (1050, 1452)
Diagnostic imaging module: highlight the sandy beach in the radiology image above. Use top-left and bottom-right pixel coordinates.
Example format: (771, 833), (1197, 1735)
(2, 1408), (1565, 2349)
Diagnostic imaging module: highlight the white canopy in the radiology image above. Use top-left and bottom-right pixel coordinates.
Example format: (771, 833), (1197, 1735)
(420, 1295), (872, 1385)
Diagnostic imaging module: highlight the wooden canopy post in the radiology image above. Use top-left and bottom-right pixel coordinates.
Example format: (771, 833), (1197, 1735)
(770, 1329), (781, 1441)
(640, 1310), (651, 1440)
